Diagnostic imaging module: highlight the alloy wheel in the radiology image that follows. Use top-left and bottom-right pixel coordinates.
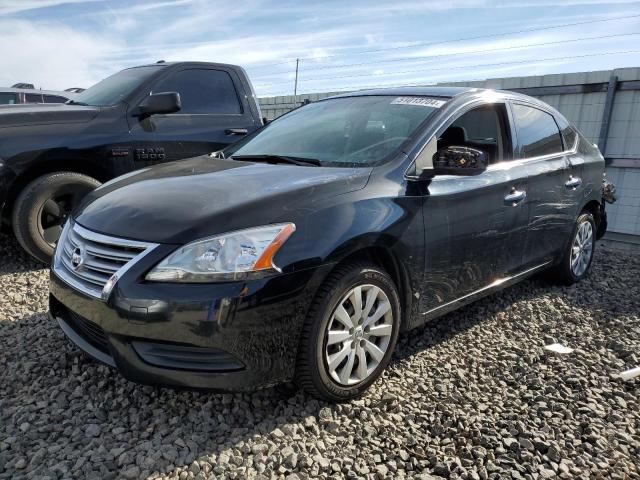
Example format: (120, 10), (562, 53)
(324, 284), (394, 386)
(570, 219), (593, 277)
(39, 196), (72, 246)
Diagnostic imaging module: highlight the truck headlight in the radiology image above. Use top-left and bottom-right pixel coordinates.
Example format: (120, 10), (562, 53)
(146, 223), (295, 282)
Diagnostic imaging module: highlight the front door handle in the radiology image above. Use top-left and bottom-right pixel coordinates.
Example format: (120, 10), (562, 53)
(504, 189), (526, 206)
(565, 176), (582, 189)
(225, 128), (248, 135)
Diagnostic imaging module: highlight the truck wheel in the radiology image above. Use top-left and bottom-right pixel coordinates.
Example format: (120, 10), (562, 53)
(296, 262), (401, 402)
(12, 172), (101, 264)
(547, 211), (596, 285)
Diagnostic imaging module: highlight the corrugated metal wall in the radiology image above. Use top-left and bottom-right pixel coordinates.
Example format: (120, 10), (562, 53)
(257, 67), (640, 235)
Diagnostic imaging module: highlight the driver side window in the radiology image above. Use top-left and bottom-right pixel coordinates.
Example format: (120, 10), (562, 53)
(438, 104), (511, 164)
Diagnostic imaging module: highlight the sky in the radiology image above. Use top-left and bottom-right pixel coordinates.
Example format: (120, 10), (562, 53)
(1, 0), (640, 97)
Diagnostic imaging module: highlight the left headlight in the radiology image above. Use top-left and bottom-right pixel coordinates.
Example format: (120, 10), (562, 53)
(146, 223), (296, 283)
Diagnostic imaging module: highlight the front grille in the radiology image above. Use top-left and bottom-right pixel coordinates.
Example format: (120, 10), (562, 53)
(67, 309), (109, 354)
(53, 222), (157, 299)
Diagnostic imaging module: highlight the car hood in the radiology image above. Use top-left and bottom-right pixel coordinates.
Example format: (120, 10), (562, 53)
(75, 156), (372, 244)
(0, 104), (100, 129)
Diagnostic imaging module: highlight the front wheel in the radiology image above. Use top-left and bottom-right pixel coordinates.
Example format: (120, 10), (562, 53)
(296, 262), (401, 401)
(12, 172), (101, 264)
(548, 211), (596, 285)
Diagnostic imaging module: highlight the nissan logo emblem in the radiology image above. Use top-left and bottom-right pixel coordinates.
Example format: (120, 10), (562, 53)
(71, 246), (85, 270)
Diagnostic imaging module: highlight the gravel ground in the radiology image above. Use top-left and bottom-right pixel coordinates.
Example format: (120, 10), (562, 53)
(1, 233), (638, 480)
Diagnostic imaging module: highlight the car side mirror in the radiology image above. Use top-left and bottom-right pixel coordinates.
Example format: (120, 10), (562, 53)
(430, 146), (488, 176)
(135, 92), (181, 117)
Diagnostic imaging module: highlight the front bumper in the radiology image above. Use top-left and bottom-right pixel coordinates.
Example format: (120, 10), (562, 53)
(50, 263), (331, 391)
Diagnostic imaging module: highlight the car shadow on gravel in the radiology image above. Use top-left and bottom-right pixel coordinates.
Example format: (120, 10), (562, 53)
(0, 275), (556, 479)
(0, 234), (46, 275)
(2, 247), (638, 479)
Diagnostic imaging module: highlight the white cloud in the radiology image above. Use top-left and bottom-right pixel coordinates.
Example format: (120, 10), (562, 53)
(0, 20), (122, 90)
(0, 0), (102, 15)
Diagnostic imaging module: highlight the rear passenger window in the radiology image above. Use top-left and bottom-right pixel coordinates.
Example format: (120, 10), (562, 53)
(512, 104), (563, 158)
(43, 95), (67, 103)
(152, 69), (242, 115)
(24, 93), (43, 103)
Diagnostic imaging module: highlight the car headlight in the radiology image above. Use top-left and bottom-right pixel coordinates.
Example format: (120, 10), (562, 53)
(146, 223), (295, 282)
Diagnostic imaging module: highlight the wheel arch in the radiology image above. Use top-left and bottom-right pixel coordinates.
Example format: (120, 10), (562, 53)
(321, 245), (414, 331)
(580, 198), (603, 234)
(1, 161), (109, 230)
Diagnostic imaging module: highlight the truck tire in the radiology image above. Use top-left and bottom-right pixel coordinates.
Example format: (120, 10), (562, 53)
(12, 172), (101, 264)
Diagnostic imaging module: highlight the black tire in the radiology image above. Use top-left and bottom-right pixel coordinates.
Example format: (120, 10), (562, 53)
(12, 172), (101, 263)
(296, 262), (401, 402)
(546, 211), (596, 285)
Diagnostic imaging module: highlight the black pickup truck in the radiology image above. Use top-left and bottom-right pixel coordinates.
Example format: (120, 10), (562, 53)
(0, 61), (263, 262)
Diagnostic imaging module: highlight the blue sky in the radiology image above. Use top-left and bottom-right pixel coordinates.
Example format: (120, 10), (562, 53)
(1, 0), (640, 96)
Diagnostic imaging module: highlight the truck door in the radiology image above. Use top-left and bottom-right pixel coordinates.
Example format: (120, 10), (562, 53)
(127, 67), (259, 167)
(419, 102), (530, 313)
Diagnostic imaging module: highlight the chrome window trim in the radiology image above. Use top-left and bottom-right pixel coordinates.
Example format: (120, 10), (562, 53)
(52, 221), (159, 301)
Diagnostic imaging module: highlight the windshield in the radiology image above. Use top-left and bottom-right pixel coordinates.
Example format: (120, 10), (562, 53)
(71, 66), (164, 107)
(227, 96), (445, 167)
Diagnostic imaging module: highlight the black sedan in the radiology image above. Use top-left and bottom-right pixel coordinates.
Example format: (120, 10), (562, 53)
(49, 87), (607, 401)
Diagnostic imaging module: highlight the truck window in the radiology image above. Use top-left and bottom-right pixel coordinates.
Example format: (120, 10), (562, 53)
(24, 93), (43, 103)
(0, 93), (17, 104)
(43, 95), (67, 103)
(152, 69), (242, 115)
(512, 104), (563, 158)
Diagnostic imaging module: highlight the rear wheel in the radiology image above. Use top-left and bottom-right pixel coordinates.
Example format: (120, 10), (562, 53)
(547, 211), (596, 285)
(296, 262), (401, 401)
(12, 172), (101, 263)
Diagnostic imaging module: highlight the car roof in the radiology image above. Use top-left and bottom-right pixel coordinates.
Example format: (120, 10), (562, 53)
(327, 86), (559, 115)
(332, 86), (477, 99)
(0, 87), (71, 96)
(330, 86), (544, 103)
(130, 61), (242, 70)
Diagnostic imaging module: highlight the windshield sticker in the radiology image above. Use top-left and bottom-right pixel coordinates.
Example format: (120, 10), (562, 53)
(391, 97), (447, 108)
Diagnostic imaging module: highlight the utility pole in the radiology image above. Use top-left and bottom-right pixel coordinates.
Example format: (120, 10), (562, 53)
(294, 58), (300, 99)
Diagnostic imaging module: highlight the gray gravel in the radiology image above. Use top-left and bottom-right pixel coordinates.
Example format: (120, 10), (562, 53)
(1, 233), (638, 480)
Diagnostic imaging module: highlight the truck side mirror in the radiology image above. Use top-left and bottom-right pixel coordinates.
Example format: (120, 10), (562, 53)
(431, 146), (488, 176)
(135, 92), (181, 117)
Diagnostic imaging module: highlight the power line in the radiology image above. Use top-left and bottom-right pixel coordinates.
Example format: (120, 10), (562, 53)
(253, 49), (640, 91)
(251, 31), (640, 79)
(288, 13), (640, 62)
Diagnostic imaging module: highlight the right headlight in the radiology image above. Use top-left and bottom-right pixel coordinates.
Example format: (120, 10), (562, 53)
(146, 223), (295, 283)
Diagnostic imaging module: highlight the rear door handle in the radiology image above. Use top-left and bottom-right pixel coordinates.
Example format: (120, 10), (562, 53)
(504, 189), (526, 206)
(565, 176), (582, 189)
(225, 128), (248, 135)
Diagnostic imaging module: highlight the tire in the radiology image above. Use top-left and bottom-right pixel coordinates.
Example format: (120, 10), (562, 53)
(12, 172), (101, 264)
(296, 262), (401, 402)
(547, 211), (596, 285)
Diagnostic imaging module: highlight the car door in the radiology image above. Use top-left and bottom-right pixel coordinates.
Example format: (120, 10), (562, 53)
(419, 102), (531, 312)
(510, 102), (581, 268)
(127, 67), (259, 167)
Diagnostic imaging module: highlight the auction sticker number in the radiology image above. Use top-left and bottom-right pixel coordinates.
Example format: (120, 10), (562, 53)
(391, 97), (447, 108)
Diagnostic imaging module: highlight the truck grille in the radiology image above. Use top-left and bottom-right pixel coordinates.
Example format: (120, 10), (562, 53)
(53, 221), (158, 300)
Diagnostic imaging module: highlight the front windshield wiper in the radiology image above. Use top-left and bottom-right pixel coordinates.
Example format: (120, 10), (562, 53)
(65, 100), (89, 106)
(231, 154), (321, 167)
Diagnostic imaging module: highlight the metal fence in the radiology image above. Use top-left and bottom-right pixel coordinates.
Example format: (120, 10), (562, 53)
(257, 67), (640, 236)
